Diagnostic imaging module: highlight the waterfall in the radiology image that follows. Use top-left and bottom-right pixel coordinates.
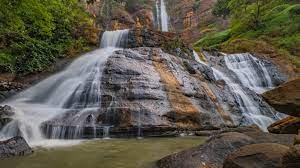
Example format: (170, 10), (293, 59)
(102, 126), (111, 140)
(156, 0), (169, 31)
(160, 0), (169, 32)
(155, 0), (161, 30)
(224, 53), (273, 93)
(0, 30), (129, 146)
(193, 52), (275, 131)
(212, 68), (275, 131)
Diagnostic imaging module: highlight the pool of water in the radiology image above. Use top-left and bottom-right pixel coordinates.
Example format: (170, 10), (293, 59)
(1, 137), (206, 168)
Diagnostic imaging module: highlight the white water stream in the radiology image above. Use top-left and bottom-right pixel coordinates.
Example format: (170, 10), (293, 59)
(0, 30), (129, 147)
(156, 0), (169, 32)
(225, 53), (274, 93)
(193, 51), (275, 131)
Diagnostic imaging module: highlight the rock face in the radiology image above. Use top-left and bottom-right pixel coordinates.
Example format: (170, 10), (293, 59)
(127, 28), (194, 59)
(263, 78), (300, 117)
(0, 136), (33, 159)
(268, 116), (300, 134)
(0, 105), (14, 130)
(97, 47), (278, 131)
(223, 143), (289, 168)
(0, 81), (25, 102)
(39, 46), (283, 138)
(157, 129), (296, 168)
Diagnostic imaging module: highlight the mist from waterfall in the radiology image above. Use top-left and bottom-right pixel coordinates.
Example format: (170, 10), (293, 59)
(0, 30), (129, 147)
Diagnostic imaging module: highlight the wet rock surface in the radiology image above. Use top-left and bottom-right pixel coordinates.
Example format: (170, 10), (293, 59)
(223, 143), (290, 168)
(0, 105), (14, 130)
(42, 47), (283, 138)
(263, 78), (300, 117)
(0, 136), (33, 159)
(98, 48), (279, 130)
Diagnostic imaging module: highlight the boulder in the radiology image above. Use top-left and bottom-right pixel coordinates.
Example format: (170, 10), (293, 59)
(223, 143), (289, 168)
(157, 132), (255, 168)
(0, 136), (33, 159)
(263, 78), (300, 117)
(157, 129), (296, 168)
(0, 105), (14, 129)
(268, 116), (300, 134)
(282, 145), (300, 168)
(243, 131), (295, 146)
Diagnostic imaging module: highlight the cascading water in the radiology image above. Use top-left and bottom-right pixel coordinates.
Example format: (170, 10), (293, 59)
(155, 0), (161, 30)
(160, 0), (169, 32)
(0, 29), (129, 146)
(193, 52), (276, 131)
(224, 53), (274, 93)
(156, 0), (169, 31)
(212, 68), (275, 131)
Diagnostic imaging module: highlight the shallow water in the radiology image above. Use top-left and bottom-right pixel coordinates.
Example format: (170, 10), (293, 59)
(1, 137), (205, 168)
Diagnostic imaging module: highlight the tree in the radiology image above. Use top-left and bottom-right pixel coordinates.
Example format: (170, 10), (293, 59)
(212, 0), (231, 19)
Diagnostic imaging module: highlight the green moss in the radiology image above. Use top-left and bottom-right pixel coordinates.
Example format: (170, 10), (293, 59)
(194, 29), (231, 48)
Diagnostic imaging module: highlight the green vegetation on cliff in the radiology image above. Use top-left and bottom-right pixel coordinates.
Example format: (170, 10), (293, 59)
(0, 0), (96, 75)
(194, 0), (300, 68)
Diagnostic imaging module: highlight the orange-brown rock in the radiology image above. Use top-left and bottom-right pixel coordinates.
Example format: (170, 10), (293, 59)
(152, 49), (201, 128)
(263, 78), (300, 117)
(268, 116), (300, 134)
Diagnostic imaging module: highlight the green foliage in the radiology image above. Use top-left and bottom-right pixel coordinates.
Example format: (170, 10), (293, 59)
(195, 1), (300, 67)
(194, 29), (231, 48)
(0, 0), (94, 74)
(212, 0), (231, 18)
